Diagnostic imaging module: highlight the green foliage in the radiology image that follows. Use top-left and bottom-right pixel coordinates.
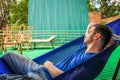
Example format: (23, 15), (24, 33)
(0, 0), (17, 28)
(100, 21), (108, 25)
(0, 0), (28, 29)
(87, 0), (99, 12)
(10, 0), (28, 26)
(87, 0), (120, 18)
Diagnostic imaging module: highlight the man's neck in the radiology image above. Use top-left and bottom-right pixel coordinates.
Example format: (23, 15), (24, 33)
(85, 44), (101, 53)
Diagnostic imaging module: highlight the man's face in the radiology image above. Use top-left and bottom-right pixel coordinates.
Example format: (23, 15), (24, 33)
(84, 27), (96, 45)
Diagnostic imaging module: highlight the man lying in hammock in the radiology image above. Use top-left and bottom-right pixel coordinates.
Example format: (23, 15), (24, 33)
(1, 23), (112, 80)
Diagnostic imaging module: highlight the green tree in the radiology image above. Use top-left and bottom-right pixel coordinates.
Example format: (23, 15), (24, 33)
(87, 0), (120, 18)
(87, 0), (99, 12)
(0, 0), (16, 29)
(0, 0), (28, 29)
(10, 0), (28, 25)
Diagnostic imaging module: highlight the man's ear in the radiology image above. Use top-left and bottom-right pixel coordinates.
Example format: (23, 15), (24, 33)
(94, 33), (101, 40)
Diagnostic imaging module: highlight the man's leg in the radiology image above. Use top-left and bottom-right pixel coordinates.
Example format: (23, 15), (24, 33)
(2, 52), (47, 80)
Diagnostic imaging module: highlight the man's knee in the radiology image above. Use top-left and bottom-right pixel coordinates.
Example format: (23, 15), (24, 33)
(2, 52), (16, 60)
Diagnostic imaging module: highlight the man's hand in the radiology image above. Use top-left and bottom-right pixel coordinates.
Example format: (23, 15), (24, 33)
(43, 60), (64, 78)
(43, 60), (54, 69)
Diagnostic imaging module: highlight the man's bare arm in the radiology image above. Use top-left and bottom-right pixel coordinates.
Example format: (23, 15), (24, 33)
(43, 60), (64, 78)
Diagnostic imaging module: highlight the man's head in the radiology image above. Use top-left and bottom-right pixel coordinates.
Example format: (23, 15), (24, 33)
(84, 24), (112, 50)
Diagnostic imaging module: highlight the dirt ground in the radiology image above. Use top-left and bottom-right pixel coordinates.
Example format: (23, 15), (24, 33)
(89, 12), (120, 24)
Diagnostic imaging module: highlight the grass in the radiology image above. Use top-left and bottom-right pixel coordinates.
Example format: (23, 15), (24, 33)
(0, 46), (57, 59)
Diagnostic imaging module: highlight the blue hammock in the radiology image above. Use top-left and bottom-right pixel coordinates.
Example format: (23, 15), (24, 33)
(106, 18), (120, 35)
(53, 43), (119, 80)
(0, 18), (120, 79)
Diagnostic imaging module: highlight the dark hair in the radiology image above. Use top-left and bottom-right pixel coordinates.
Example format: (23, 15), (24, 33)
(93, 24), (112, 49)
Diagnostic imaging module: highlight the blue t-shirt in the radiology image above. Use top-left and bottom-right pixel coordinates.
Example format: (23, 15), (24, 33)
(43, 49), (97, 80)
(55, 50), (97, 72)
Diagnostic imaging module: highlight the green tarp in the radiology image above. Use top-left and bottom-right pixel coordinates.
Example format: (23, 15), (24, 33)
(28, 0), (89, 31)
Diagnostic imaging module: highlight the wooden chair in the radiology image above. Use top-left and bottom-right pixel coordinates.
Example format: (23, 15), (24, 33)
(1, 26), (22, 54)
(19, 26), (33, 51)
